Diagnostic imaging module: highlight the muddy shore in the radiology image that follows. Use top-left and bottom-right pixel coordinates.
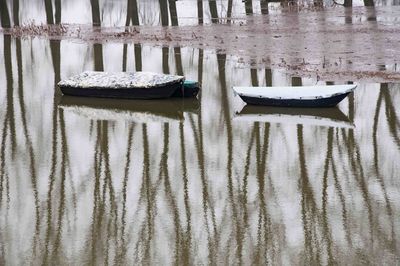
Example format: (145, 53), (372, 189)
(2, 6), (400, 82)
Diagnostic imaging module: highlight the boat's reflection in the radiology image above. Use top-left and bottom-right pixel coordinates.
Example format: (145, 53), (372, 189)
(58, 96), (199, 122)
(234, 105), (354, 128)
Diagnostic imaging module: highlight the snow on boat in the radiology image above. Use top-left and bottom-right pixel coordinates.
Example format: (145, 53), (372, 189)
(234, 106), (354, 128)
(233, 84), (357, 107)
(58, 96), (199, 123)
(58, 71), (200, 99)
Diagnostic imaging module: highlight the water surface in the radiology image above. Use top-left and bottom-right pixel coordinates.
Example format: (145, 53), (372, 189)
(0, 37), (399, 265)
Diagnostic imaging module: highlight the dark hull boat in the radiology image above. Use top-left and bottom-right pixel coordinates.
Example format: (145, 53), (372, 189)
(235, 105), (354, 128)
(233, 84), (357, 108)
(58, 96), (199, 122)
(58, 71), (200, 99)
(173, 80), (201, 98)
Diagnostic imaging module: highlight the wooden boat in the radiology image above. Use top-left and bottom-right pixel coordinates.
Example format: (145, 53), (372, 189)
(58, 96), (199, 122)
(58, 71), (200, 99)
(234, 105), (354, 128)
(233, 84), (357, 107)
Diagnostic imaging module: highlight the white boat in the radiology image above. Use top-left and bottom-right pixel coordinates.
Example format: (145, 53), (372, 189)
(233, 84), (357, 107)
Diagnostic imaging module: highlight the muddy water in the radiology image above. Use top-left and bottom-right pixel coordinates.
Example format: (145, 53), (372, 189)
(0, 35), (399, 265)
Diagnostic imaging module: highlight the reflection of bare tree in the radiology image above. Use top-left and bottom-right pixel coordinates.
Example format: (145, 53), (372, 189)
(297, 124), (350, 264)
(251, 69), (259, 86)
(218, 53), (248, 264)
(15, 22), (38, 245)
(123, 0), (142, 71)
(372, 83), (398, 250)
(292, 76), (302, 87)
(186, 49), (203, 262)
(252, 122), (282, 265)
(381, 86), (400, 149)
(162, 47), (169, 73)
(133, 124), (162, 263)
(297, 125), (322, 264)
(88, 120), (118, 265)
(42, 13), (71, 261)
(321, 128), (337, 265)
(43, 108), (70, 265)
(115, 124), (134, 264)
(342, 125), (375, 241)
(174, 47), (183, 76)
(179, 121), (192, 265)
(0, 36), (15, 210)
(85, 7), (120, 260)
(164, 44), (188, 262)
(257, 122), (284, 264)
(198, 49), (203, 86)
(160, 123), (188, 264)
(0, 0), (11, 28)
(2, 11), (400, 261)
(1, 8), (45, 255)
(0, 36), (14, 266)
(134, 44), (142, 71)
(187, 50), (216, 264)
(265, 69), (272, 86)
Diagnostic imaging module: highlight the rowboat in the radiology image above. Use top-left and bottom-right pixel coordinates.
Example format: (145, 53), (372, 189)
(234, 106), (354, 128)
(58, 71), (200, 99)
(233, 84), (357, 107)
(58, 96), (199, 122)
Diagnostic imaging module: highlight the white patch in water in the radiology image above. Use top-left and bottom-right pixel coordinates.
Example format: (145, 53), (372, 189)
(59, 105), (182, 123)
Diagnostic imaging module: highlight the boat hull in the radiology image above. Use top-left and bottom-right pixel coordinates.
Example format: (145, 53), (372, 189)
(171, 86), (200, 98)
(239, 93), (350, 108)
(172, 81), (200, 98)
(60, 82), (182, 99)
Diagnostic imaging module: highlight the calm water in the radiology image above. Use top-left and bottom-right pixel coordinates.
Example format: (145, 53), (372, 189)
(0, 36), (399, 265)
(0, 0), (400, 265)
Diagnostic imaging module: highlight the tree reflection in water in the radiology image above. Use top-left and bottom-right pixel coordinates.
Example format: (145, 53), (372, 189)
(0, 0), (399, 265)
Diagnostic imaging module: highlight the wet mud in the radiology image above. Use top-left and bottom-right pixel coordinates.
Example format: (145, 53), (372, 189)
(2, 6), (400, 82)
